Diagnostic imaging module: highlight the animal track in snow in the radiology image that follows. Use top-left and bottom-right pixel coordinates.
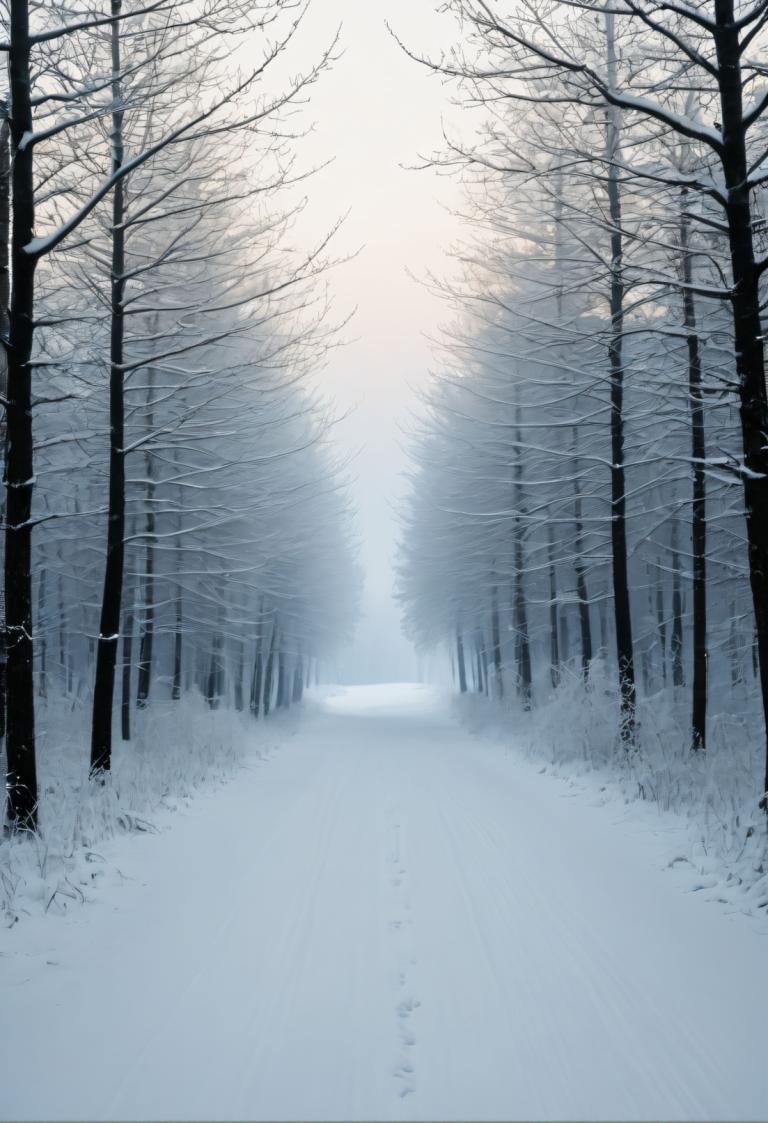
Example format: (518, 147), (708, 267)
(385, 809), (420, 1102)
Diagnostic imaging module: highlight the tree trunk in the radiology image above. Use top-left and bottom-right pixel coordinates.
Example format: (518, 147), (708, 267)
(277, 648), (289, 709)
(479, 633), (490, 697)
(136, 369), (156, 709)
(559, 605), (570, 667)
(671, 519), (684, 688)
(547, 524), (560, 689)
(90, 0), (126, 777)
(234, 640), (245, 711)
(172, 585), (182, 701)
(514, 411), (532, 708)
(605, 13), (636, 741)
(713, 0), (768, 801)
(262, 622), (277, 717)
(597, 592), (610, 655)
(121, 576), (135, 742)
(250, 606), (266, 717)
(572, 447), (593, 682)
(679, 195), (708, 750)
(655, 574), (667, 686)
(490, 582), (503, 699)
(205, 633), (223, 710)
(0, 104), (10, 746)
(456, 626), (468, 693)
(555, 176), (592, 682)
(5, 0), (40, 827)
(250, 642), (264, 718)
(172, 482), (183, 701)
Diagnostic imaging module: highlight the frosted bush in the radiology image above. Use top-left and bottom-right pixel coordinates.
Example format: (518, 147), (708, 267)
(456, 661), (768, 914)
(0, 691), (283, 924)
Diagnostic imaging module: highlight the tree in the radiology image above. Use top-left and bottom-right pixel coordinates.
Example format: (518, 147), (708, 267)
(1, 0), (340, 824)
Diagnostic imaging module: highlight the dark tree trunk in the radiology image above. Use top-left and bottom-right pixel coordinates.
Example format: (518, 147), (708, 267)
(262, 622), (277, 717)
(250, 620), (265, 717)
(572, 450), (593, 681)
(514, 411), (532, 708)
(713, 0), (768, 801)
(277, 649), (289, 709)
(679, 194), (708, 750)
(555, 177), (592, 683)
(234, 640), (245, 712)
(249, 648), (263, 717)
(479, 634), (490, 697)
(121, 577), (135, 742)
(205, 634), (223, 710)
(5, 0), (40, 827)
(547, 524), (560, 690)
(90, 0), (126, 777)
(172, 584), (182, 701)
(0, 104), (9, 745)
(136, 371), (156, 709)
(605, 17), (636, 741)
(490, 583), (503, 699)
(456, 627), (468, 693)
(671, 520), (684, 688)
(644, 564), (656, 693)
(135, 545), (155, 707)
(0, 107), (8, 346)
(559, 605), (570, 667)
(597, 594), (608, 656)
(249, 599), (265, 717)
(655, 574), (667, 686)
(172, 486), (183, 701)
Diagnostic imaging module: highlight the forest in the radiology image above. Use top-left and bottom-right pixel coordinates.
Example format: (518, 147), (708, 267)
(397, 0), (768, 869)
(0, 0), (360, 838)
(0, 3), (767, 1118)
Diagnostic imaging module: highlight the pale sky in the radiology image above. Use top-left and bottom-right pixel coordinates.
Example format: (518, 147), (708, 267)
(284, 2), (467, 682)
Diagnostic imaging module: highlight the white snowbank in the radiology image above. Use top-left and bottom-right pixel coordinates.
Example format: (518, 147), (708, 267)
(456, 661), (768, 916)
(0, 693), (287, 925)
(2, 684), (765, 1121)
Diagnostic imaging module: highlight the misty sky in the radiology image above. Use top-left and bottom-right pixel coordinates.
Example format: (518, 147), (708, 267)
(284, 2), (467, 682)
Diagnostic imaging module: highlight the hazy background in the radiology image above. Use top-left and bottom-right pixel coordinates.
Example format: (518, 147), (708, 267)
(283, 2), (467, 683)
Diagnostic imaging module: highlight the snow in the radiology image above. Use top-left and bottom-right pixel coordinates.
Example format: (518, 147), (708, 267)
(456, 662), (768, 913)
(1, 683), (766, 1121)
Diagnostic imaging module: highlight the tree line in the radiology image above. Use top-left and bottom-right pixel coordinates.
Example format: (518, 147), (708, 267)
(397, 0), (768, 813)
(1, 0), (359, 831)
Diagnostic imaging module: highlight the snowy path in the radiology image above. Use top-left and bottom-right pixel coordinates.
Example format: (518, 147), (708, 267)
(2, 684), (766, 1121)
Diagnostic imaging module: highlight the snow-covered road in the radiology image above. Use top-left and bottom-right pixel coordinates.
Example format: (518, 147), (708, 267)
(2, 684), (766, 1121)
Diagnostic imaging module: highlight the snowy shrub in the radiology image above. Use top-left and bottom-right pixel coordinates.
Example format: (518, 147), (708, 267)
(0, 692), (285, 925)
(455, 662), (768, 915)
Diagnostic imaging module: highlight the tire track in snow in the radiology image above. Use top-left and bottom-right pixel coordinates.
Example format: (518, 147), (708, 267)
(5, 685), (766, 1122)
(105, 763), (349, 1120)
(231, 763), (355, 1115)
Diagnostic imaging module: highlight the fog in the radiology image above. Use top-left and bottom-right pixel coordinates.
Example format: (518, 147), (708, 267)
(284, 2), (465, 683)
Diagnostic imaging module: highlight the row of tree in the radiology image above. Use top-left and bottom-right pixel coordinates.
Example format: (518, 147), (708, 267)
(398, 0), (768, 810)
(1, 0), (359, 830)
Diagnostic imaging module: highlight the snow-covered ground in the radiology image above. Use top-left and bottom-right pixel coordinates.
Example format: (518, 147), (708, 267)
(1, 683), (766, 1121)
